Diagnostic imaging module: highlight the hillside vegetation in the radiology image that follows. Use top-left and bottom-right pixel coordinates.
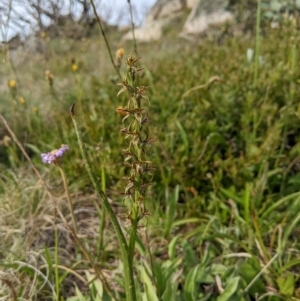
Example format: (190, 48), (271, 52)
(1, 7), (300, 301)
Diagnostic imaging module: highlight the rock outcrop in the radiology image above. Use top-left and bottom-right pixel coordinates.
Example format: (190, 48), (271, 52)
(123, 0), (233, 42)
(182, 0), (233, 35)
(122, 0), (186, 42)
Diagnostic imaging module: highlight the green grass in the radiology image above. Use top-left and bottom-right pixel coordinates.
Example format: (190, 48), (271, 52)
(1, 11), (300, 301)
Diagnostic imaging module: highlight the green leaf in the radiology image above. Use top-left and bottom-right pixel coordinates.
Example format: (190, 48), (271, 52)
(184, 264), (212, 301)
(242, 183), (250, 225)
(85, 270), (105, 301)
(67, 286), (87, 301)
(207, 263), (227, 276)
(43, 246), (53, 283)
(138, 265), (159, 301)
(162, 268), (182, 301)
(172, 218), (201, 227)
(181, 240), (198, 268)
(162, 257), (183, 287)
(277, 273), (294, 297)
(238, 260), (265, 295)
(279, 258), (300, 274)
(168, 235), (181, 260)
(217, 277), (240, 301)
(24, 143), (41, 154)
(164, 185), (180, 238)
(184, 265), (199, 301)
(176, 121), (189, 156)
(261, 192), (300, 219)
(220, 188), (243, 204)
(197, 268), (214, 284)
(198, 293), (213, 301)
(153, 260), (163, 297)
(282, 213), (300, 251)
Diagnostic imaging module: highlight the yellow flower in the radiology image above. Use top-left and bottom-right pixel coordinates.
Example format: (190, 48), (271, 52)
(32, 107), (38, 113)
(40, 31), (46, 38)
(72, 64), (78, 72)
(19, 96), (25, 104)
(116, 47), (125, 60)
(8, 80), (16, 88)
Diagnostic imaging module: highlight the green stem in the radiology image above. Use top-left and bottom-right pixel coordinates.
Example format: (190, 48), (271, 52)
(128, 202), (139, 261)
(290, 35), (297, 103)
(97, 165), (106, 259)
(58, 166), (78, 235)
(70, 103), (136, 301)
(253, 0), (261, 88)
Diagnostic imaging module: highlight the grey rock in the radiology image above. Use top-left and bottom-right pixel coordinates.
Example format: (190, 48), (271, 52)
(122, 0), (233, 42)
(181, 0), (233, 35)
(122, 0), (185, 42)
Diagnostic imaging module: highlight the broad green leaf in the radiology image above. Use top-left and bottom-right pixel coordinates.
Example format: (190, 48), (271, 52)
(138, 265), (159, 301)
(168, 235), (181, 260)
(217, 277), (240, 301)
(238, 260), (265, 295)
(181, 240), (198, 268)
(90, 283), (103, 301)
(164, 185), (179, 238)
(184, 264), (202, 301)
(86, 270), (103, 301)
(162, 268), (182, 301)
(184, 264), (214, 301)
(197, 268), (214, 284)
(162, 257), (182, 283)
(207, 263), (227, 276)
(277, 273), (294, 297)
(153, 260), (163, 297)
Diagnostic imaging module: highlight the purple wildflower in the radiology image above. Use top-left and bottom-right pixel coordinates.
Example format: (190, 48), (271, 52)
(41, 144), (69, 164)
(55, 144), (69, 157)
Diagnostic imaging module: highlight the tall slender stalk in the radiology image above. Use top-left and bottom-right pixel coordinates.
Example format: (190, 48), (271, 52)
(70, 103), (136, 301)
(97, 165), (106, 259)
(58, 166), (78, 235)
(118, 55), (154, 276)
(253, 0), (261, 88)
